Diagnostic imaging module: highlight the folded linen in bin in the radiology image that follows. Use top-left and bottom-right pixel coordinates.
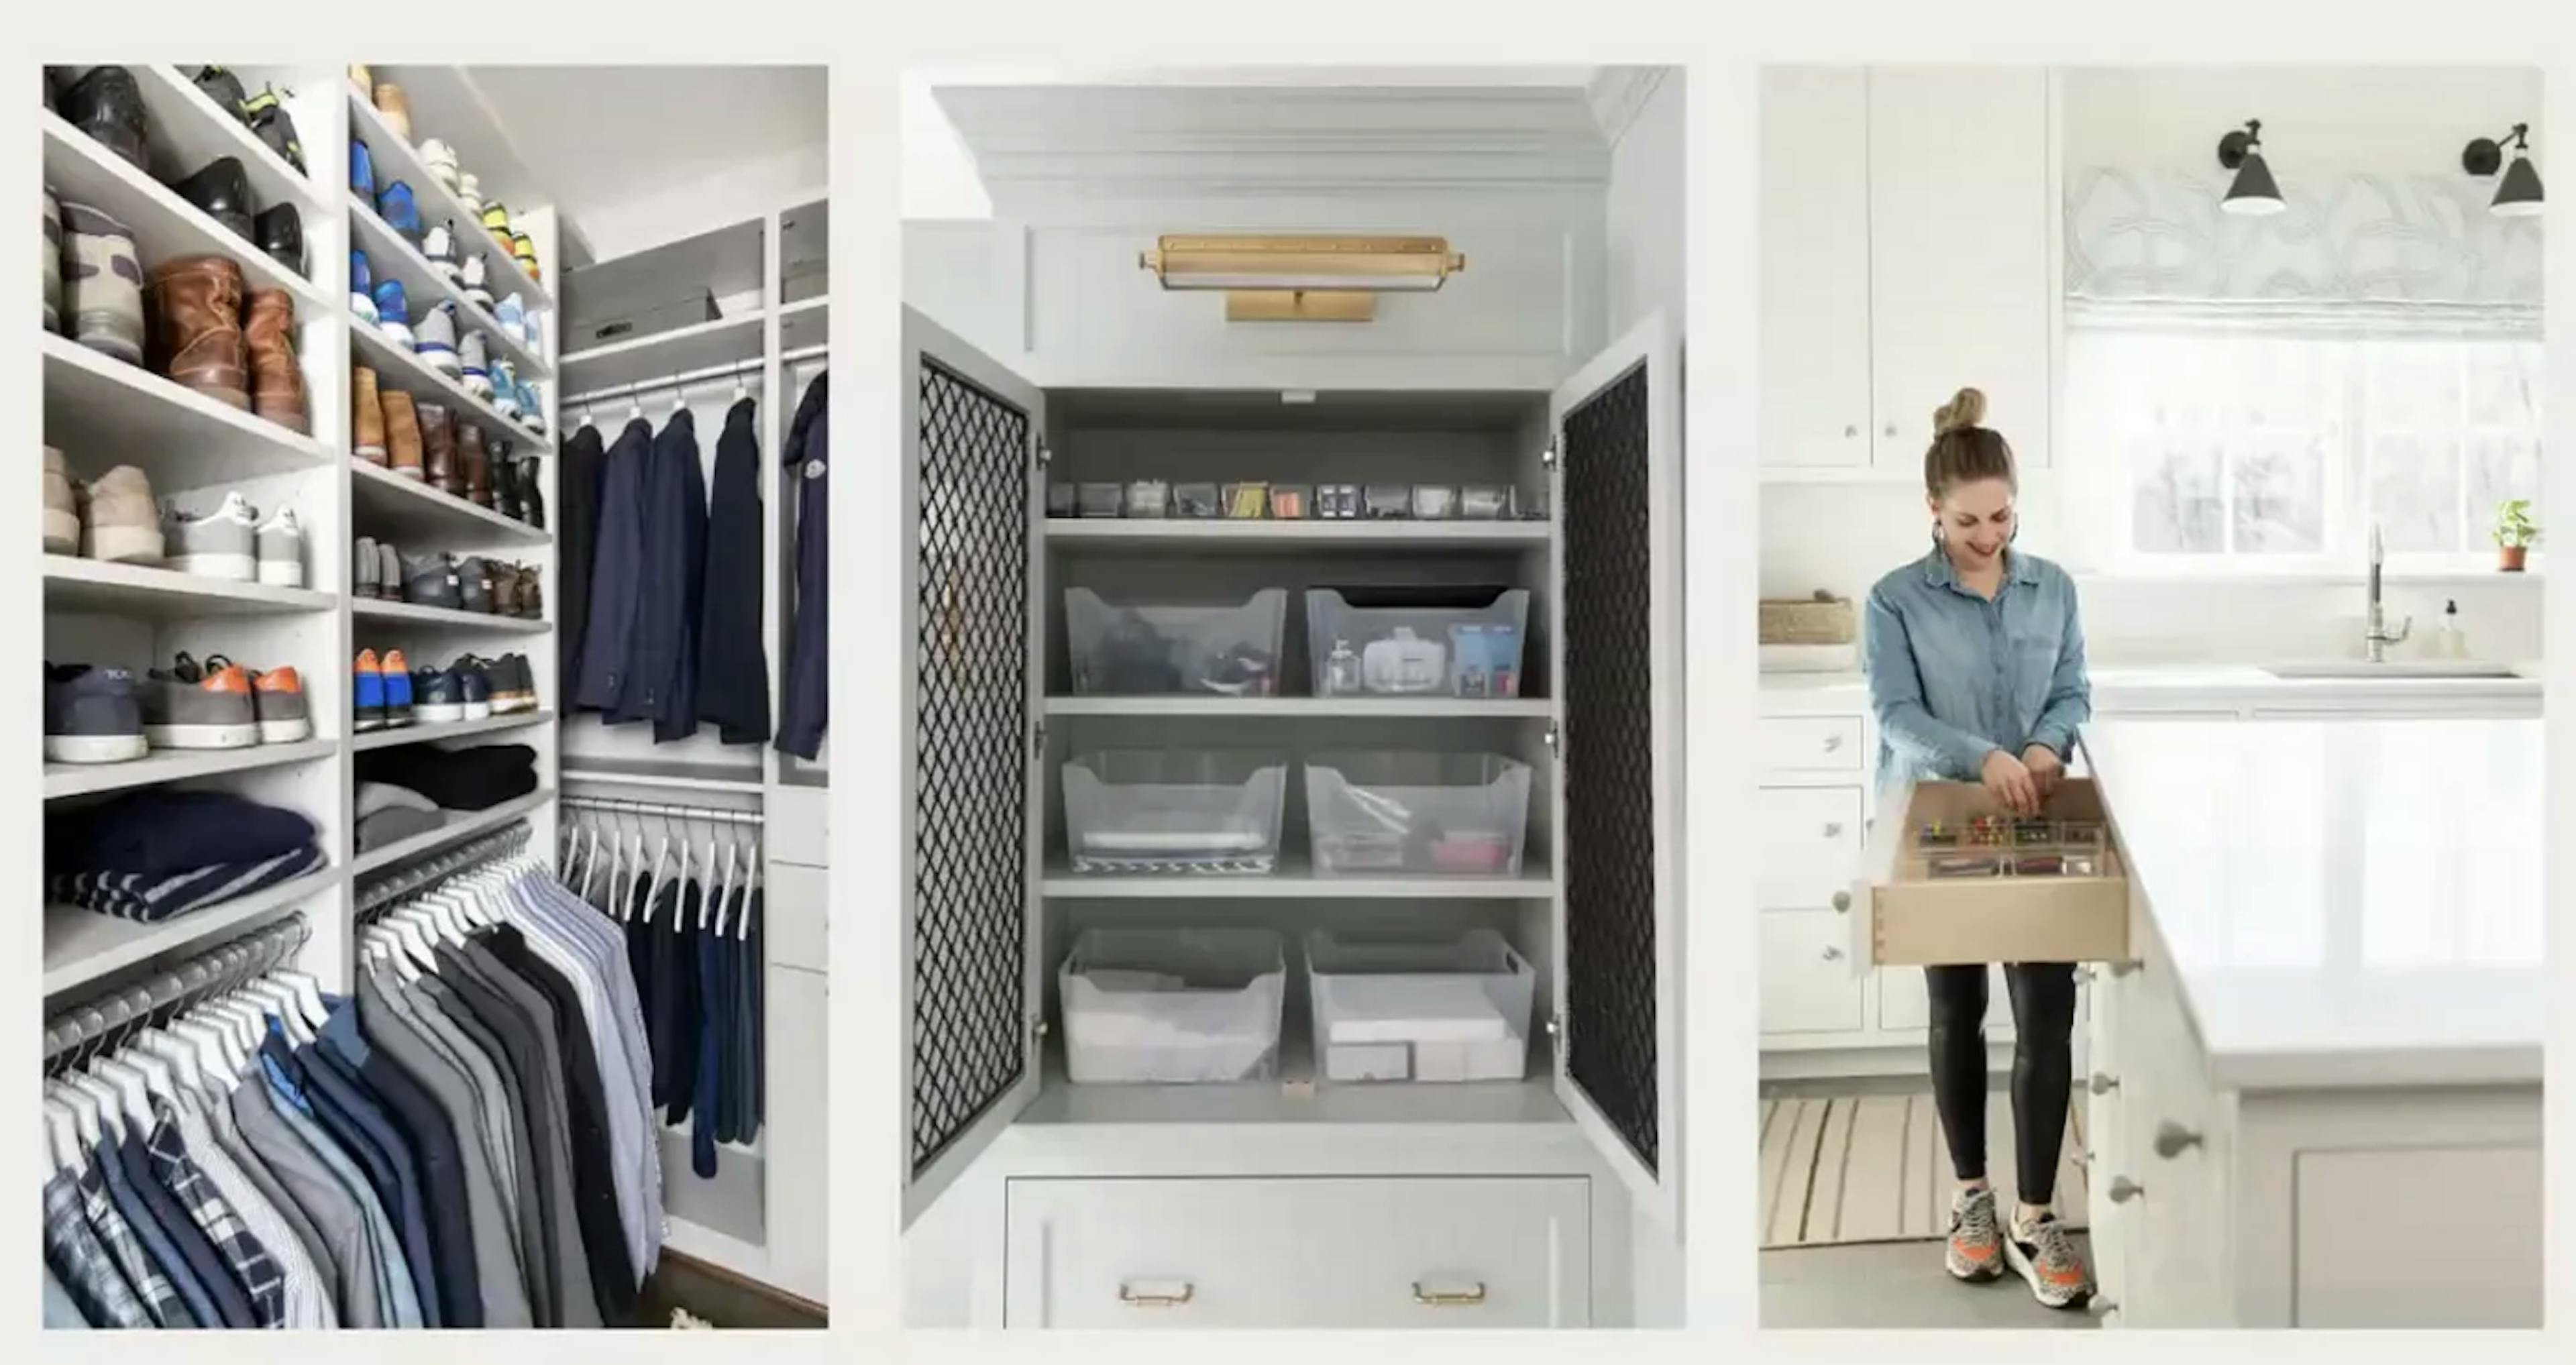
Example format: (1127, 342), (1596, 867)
(1324, 977), (1512, 1044)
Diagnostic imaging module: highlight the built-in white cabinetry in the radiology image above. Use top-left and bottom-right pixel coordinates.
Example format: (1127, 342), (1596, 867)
(1758, 66), (2054, 478)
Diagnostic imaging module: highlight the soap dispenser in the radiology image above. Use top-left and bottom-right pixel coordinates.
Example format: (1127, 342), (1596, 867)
(2432, 600), (2468, 659)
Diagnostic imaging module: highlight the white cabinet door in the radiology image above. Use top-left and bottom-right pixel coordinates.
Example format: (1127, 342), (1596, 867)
(1760, 910), (1866, 1034)
(1005, 1177), (1592, 1328)
(2293, 1146), (2542, 1327)
(1758, 66), (1874, 469)
(1865, 67), (2052, 471)
(762, 966), (830, 1303)
(902, 306), (1049, 1227)
(1754, 785), (1862, 908)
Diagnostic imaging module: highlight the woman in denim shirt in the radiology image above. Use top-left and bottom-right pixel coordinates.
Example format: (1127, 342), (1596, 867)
(1862, 386), (2094, 1311)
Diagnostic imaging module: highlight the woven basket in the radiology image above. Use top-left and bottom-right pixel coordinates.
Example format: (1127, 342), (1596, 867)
(1759, 592), (1856, 645)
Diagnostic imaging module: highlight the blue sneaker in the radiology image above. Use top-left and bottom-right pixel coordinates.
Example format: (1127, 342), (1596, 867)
(377, 180), (423, 245)
(353, 649), (386, 732)
(372, 280), (412, 347)
(492, 360), (521, 420)
(350, 138), (374, 197)
(349, 250), (378, 325)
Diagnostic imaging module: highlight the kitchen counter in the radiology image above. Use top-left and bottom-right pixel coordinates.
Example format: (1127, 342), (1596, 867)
(2083, 717), (2542, 1089)
(1759, 663), (2542, 715)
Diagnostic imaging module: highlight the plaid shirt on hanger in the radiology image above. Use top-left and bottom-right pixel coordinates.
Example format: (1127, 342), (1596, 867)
(146, 1098), (285, 1327)
(74, 1156), (193, 1327)
(41, 1168), (153, 1328)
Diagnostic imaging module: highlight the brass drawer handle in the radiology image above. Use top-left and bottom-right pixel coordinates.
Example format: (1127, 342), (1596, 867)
(2153, 1121), (2204, 1159)
(1120, 1282), (1195, 1308)
(2107, 1176), (2144, 1204)
(1413, 1281), (1488, 1307)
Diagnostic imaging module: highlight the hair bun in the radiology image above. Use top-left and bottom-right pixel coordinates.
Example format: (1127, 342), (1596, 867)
(1934, 386), (1988, 435)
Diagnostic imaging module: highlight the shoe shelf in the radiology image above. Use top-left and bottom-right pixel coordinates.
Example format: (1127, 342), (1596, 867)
(778, 295), (827, 352)
(349, 787), (554, 877)
(345, 87), (555, 314)
(44, 736), (339, 802)
(43, 863), (344, 996)
(347, 311), (541, 450)
(42, 110), (328, 309)
(1039, 855), (1559, 901)
(42, 332), (333, 482)
(559, 312), (764, 396)
(1044, 519), (1554, 552)
(349, 200), (551, 379)
(352, 708), (553, 753)
(352, 596), (552, 634)
(1043, 696), (1554, 720)
(350, 457), (551, 547)
(129, 66), (329, 216)
(44, 555), (337, 618)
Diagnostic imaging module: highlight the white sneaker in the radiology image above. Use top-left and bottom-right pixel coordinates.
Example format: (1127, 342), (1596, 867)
(256, 506), (306, 588)
(162, 492), (260, 582)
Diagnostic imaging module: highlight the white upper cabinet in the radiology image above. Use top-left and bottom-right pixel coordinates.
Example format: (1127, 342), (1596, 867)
(1760, 66), (2055, 476)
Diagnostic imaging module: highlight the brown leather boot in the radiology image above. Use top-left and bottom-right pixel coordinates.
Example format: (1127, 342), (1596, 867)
(381, 389), (424, 480)
(417, 400), (458, 494)
(517, 564), (543, 619)
(242, 288), (308, 433)
(146, 254), (249, 408)
(351, 366), (387, 464)
(491, 561), (521, 616)
(457, 423), (492, 506)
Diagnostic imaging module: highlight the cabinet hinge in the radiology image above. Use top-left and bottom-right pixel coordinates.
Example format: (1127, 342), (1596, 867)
(1033, 436), (1052, 468)
(1542, 437), (1561, 472)
(1031, 719), (1046, 761)
(1546, 1014), (1566, 1044)
(1544, 720), (1562, 757)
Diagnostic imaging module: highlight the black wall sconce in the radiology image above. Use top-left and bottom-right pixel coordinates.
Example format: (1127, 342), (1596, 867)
(2463, 123), (2544, 218)
(2216, 119), (2286, 216)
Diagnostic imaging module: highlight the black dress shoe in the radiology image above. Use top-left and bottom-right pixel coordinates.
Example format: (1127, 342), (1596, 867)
(517, 452), (545, 529)
(60, 66), (150, 173)
(173, 157), (254, 242)
(256, 204), (305, 276)
(192, 66), (249, 119)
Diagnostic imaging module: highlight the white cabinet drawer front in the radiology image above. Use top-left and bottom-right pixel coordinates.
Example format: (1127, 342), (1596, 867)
(764, 862), (829, 973)
(2294, 1146), (2542, 1327)
(769, 785), (831, 867)
(1005, 1177), (1591, 1329)
(1756, 716), (1864, 774)
(1760, 910), (1866, 1034)
(1756, 786), (1862, 908)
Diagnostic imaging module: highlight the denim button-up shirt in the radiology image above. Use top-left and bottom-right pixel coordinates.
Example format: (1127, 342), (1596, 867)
(1863, 547), (2090, 792)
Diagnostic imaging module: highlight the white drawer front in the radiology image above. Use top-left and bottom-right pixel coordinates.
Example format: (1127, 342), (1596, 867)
(1756, 716), (1864, 774)
(769, 785), (830, 867)
(764, 862), (828, 974)
(1004, 1177), (1591, 1329)
(1756, 785), (1862, 908)
(1759, 910), (1864, 1034)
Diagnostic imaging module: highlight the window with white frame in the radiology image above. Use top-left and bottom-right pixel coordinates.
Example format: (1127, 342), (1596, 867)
(2063, 327), (2543, 568)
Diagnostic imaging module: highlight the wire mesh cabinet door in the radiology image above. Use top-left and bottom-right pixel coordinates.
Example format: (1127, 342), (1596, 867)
(902, 307), (1049, 1227)
(1548, 309), (1684, 1230)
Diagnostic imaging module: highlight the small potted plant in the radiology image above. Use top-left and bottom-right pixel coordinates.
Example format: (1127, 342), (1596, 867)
(2493, 498), (2540, 572)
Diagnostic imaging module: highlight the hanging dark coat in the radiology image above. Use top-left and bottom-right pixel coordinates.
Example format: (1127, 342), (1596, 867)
(696, 397), (771, 744)
(776, 372), (828, 760)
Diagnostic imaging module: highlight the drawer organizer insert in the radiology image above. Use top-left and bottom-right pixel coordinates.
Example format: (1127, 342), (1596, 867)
(1860, 778), (2130, 966)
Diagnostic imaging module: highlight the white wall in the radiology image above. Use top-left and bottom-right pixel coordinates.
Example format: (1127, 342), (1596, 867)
(2061, 66), (2543, 176)
(1605, 70), (1685, 340)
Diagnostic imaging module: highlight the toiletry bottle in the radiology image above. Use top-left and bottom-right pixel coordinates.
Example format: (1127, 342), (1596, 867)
(1324, 639), (1362, 696)
(2434, 599), (2467, 659)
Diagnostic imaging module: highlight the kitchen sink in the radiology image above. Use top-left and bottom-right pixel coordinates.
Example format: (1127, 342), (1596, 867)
(2263, 661), (2524, 679)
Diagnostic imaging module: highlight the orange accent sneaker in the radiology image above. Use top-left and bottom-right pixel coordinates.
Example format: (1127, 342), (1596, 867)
(380, 648), (415, 727)
(247, 665), (312, 744)
(2004, 1211), (2094, 1310)
(354, 649), (386, 732)
(1945, 1186), (2004, 1282)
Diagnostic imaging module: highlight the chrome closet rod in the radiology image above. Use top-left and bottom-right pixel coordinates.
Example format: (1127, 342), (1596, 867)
(561, 795), (765, 826)
(560, 355), (769, 409)
(354, 822), (535, 918)
(43, 914), (311, 1066)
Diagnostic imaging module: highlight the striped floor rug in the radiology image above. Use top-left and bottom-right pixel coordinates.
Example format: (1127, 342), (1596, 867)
(1759, 1090), (2089, 1249)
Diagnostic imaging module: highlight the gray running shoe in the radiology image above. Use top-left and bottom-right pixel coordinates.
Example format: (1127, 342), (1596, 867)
(162, 491), (259, 581)
(402, 549), (462, 609)
(44, 663), (148, 764)
(2004, 1211), (2094, 1310)
(376, 539), (400, 600)
(1945, 1186), (2004, 1284)
(142, 653), (258, 749)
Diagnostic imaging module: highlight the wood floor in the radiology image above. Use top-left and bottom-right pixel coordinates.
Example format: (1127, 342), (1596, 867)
(1758, 1087), (2089, 1248)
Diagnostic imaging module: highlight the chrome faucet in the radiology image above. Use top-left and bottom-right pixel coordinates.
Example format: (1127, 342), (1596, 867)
(2365, 524), (2412, 663)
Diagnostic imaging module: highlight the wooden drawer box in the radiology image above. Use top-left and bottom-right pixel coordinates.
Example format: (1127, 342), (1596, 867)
(1853, 779), (2129, 967)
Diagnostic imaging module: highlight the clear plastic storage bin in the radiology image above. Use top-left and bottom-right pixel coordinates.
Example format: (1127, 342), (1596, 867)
(1064, 749), (1288, 874)
(1306, 587), (1532, 699)
(1305, 751), (1532, 877)
(1305, 929), (1536, 1083)
(1066, 588), (1289, 696)
(1062, 929), (1287, 1084)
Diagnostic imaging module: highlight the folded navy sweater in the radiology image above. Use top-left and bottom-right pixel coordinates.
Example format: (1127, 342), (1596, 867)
(46, 790), (319, 877)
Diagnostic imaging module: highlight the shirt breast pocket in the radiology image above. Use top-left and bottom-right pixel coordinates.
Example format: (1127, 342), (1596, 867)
(2015, 625), (2065, 706)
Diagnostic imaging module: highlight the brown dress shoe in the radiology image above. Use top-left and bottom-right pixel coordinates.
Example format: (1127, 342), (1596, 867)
(243, 288), (308, 433)
(457, 423), (492, 506)
(417, 400), (458, 494)
(351, 366), (387, 464)
(146, 254), (249, 408)
(381, 389), (424, 480)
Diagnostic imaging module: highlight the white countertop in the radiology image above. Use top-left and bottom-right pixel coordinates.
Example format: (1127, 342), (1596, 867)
(1760, 662), (2542, 715)
(2083, 717), (2542, 1089)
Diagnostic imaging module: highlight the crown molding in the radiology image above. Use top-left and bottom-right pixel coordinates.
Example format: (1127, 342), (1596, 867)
(1587, 66), (1670, 148)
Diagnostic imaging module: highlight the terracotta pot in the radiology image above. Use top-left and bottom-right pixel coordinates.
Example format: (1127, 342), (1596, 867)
(2500, 545), (2529, 572)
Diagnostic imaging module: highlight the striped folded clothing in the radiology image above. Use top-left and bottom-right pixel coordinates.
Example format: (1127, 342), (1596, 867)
(49, 843), (325, 924)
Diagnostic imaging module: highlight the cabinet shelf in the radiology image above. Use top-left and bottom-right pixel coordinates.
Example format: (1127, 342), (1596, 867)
(1022, 1032), (1568, 1129)
(351, 710), (552, 753)
(350, 457), (551, 547)
(350, 199), (551, 380)
(44, 864), (343, 997)
(560, 313), (764, 394)
(44, 737), (339, 801)
(42, 333), (334, 486)
(352, 598), (551, 635)
(350, 789), (555, 876)
(128, 66), (330, 215)
(45, 556), (337, 618)
(42, 110), (328, 309)
(1043, 855), (1556, 900)
(1045, 519), (1552, 553)
(350, 310), (545, 450)
(1045, 696), (1551, 719)
(346, 87), (554, 311)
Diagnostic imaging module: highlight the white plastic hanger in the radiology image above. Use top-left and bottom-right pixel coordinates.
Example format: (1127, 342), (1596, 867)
(115, 1044), (182, 1111)
(134, 1028), (212, 1106)
(66, 1070), (125, 1144)
(48, 1079), (102, 1152)
(242, 979), (315, 1047)
(42, 1099), (83, 1175)
(645, 820), (675, 924)
(677, 830), (698, 929)
(270, 969), (331, 1032)
(711, 833), (739, 936)
(90, 1055), (155, 1128)
(168, 1016), (239, 1091)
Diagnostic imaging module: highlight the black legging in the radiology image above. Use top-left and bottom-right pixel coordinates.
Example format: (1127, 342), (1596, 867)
(1926, 962), (2076, 1203)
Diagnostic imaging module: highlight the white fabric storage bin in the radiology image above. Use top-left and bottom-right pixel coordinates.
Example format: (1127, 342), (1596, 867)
(1305, 751), (1532, 877)
(1065, 587), (1288, 696)
(1062, 929), (1287, 1083)
(1063, 749), (1287, 874)
(1305, 929), (1536, 1083)
(1305, 587), (1531, 699)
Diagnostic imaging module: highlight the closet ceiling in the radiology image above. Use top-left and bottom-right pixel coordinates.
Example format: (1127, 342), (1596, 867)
(407, 66), (828, 266)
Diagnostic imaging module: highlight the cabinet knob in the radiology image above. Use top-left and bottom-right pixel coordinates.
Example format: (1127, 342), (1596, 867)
(1831, 890), (1851, 914)
(2107, 1176), (2145, 1204)
(1412, 1280), (1489, 1307)
(2075, 966), (2096, 984)
(2153, 1121), (2204, 1159)
(2088, 1072), (2119, 1095)
(1822, 734), (1844, 751)
(1843, 423), (1859, 439)
(1821, 945), (1845, 961)
(1120, 1282), (1196, 1308)
(1822, 822), (1844, 838)
(2108, 959), (2142, 978)
(1884, 422), (1899, 438)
